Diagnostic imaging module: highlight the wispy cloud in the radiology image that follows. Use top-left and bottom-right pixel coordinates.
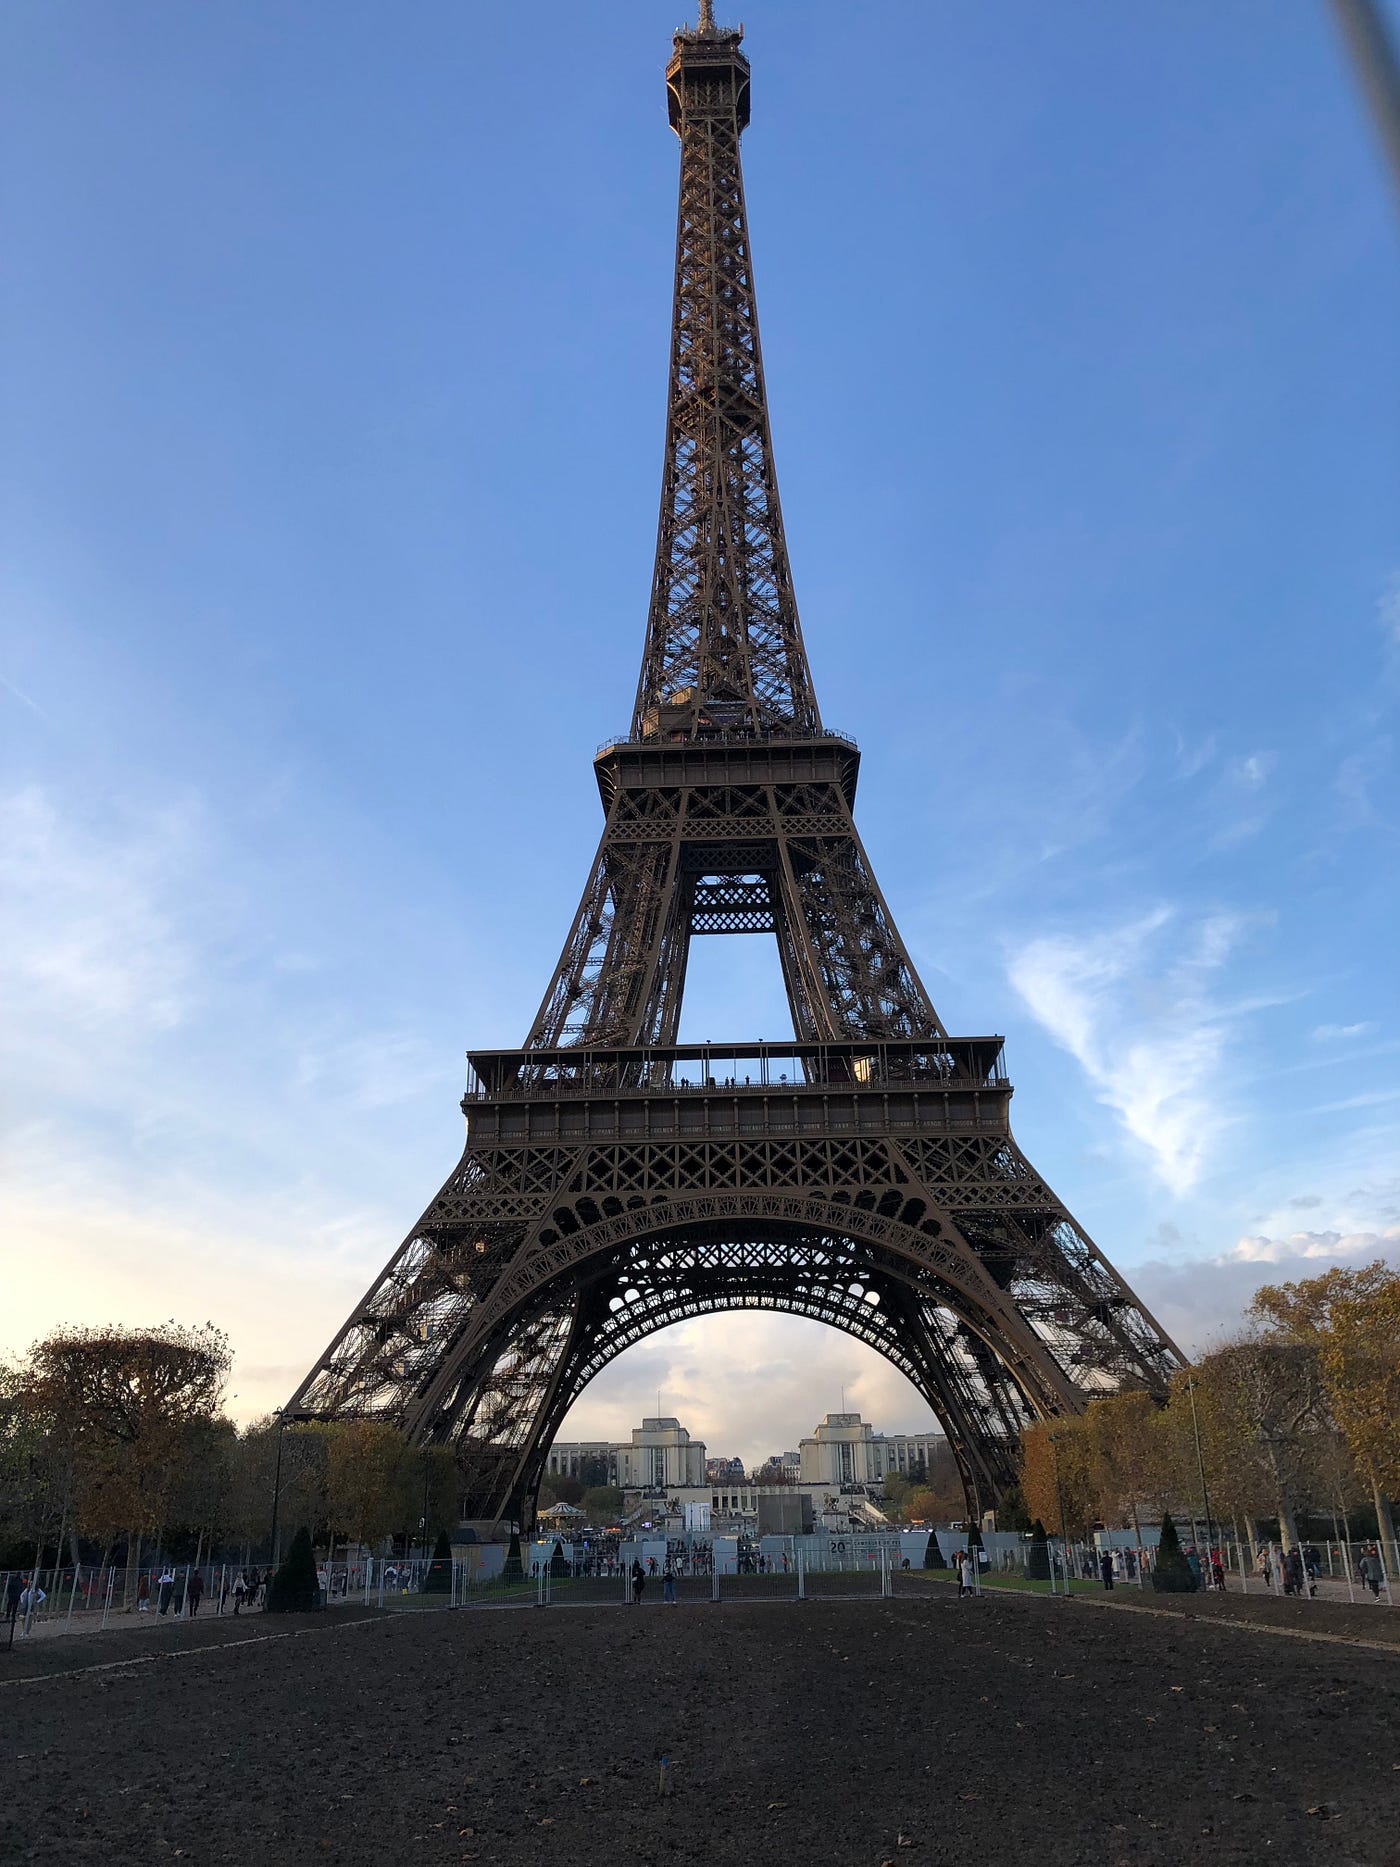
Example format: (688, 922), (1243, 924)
(1007, 906), (1264, 1194)
(1227, 751), (1275, 791)
(1335, 739), (1396, 833)
(1379, 571), (1400, 650)
(1170, 730), (1216, 782)
(1311, 1021), (1378, 1042)
(0, 675), (46, 718)
(0, 784), (203, 1050)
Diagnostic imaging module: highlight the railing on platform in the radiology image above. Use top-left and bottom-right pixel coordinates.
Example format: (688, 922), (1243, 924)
(464, 1036), (1009, 1102)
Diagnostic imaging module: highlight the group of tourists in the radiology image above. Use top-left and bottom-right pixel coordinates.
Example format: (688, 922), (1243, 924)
(1256, 1543), (1387, 1598)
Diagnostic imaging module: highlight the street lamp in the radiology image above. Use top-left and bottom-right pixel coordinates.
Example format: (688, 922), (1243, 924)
(268, 1410), (287, 1567)
(1049, 1431), (1070, 1591)
(1183, 1376), (1215, 1567)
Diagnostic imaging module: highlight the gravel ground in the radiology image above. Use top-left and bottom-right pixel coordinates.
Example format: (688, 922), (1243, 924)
(3, 1585), (1398, 1865)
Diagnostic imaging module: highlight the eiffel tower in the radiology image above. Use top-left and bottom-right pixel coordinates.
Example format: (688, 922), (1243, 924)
(287, 5), (1182, 1527)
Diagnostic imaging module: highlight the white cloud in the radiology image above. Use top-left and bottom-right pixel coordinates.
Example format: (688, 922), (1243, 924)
(1380, 572), (1400, 648)
(1170, 730), (1216, 781)
(0, 784), (202, 1050)
(1130, 1228), (1399, 1355)
(1007, 906), (1261, 1195)
(1311, 1021), (1379, 1042)
(1228, 751), (1275, 791)
(558, 1312), (939, 1464)
(1226, 1226), (1400, 1265)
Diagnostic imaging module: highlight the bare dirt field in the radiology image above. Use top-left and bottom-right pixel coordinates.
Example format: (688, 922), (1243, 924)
(3, 1581), (1398, 1866)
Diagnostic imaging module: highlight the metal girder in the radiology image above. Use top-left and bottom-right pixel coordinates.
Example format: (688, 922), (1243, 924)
(285, 9), (1186, 1529)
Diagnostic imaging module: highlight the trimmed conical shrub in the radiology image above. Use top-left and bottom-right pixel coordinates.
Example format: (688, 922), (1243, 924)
(502, 1530), (524, 1582)
(549, 1538), (570, 1579)
(423, 1528), (453, 1593)
(1026, 1519), (1051, 1581)
(266, 1527), (321, 1613)
(1151, 1512), (1198, 1593)
(923, 1530), (946, 1570)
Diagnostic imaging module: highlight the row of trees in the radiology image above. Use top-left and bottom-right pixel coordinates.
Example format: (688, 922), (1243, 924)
(1014, 1263), (1399, 1551)
(0, 1323), (459, 1578)
(881, 1441), (965, 1526)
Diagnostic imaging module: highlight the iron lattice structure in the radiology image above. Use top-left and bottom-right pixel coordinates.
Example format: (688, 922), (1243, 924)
(287, 11), (1183, 1524)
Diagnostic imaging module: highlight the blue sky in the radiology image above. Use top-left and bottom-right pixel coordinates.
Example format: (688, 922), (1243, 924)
(3, 1), (1397, 1463)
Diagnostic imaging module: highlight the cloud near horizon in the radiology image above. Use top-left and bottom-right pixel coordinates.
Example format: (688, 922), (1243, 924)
(1129, 1225), (1400, 1355)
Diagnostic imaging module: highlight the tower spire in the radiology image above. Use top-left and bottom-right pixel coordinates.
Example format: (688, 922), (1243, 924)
(633, 12), (819, 742)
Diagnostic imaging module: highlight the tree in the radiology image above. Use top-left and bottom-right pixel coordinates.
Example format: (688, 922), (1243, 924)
(994, 1484), (1031, 1532)
(422, 1528), (453, 1593)
(1085, 1390), (1167, 1535)
(923, 1529), (946, 1569)
(582, 1485), (623, 1521)
(502, 1530), (523, 1582)
(1322, 1283), (1400, 1535)
(24, 1322), (232, 1594)
(1190, 1341), (1327, 1548)
(577, 1454), (612, 1489)
(1018, 1419), (1096, 1539)
(267, 1525), (321, 1612)
(1026, 1519), (1050, 1580)
(325, 1421), (416, 1553)
(420, 1446), (460, 1540)
(908, 1487), (940, 1524)
(550, 1538), (570, 1578)
(1251, 1262), (1400, 1544)
(1150, 1511), (1197, 1593)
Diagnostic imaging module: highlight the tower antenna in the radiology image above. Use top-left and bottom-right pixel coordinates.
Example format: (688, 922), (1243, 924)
(698, 0), (715, 31)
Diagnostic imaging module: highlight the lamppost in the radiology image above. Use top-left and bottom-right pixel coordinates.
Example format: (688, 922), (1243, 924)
(1049, 1431), (1069, 1591)
(1184, 1376), (1215, 1565)
(267, 1411), (287, 1568)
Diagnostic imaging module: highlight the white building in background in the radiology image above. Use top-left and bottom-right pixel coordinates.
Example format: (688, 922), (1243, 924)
(545, 1410), (945, 1527)
(615, 1417), (708, 1490)
(799, 1413), (946, 1487)
(800, 1412), (883, 1486)
(871, 1430), (946, 1480)
(544, 1440), (615, 1482)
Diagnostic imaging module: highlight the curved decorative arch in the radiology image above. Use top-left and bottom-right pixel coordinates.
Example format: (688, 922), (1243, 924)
(511, 1228), (1024, 1512)
(412, 1198), (1085, 1526)
(411, 1186), (1079, 1444)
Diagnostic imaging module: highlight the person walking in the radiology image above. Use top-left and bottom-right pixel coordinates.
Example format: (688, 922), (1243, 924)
(662, 1562), (677, 1605)
(6, 1572), (25, 1642)
(17, 1578), (46, 1635)
(957, 1550), (974, 1598)
(630, 1559), (646, 1605)
(157, 1569), (175, 1615)
(187, 1570), (204, 1617)
(1359, 1548), (1382, 1598)
(1100, 1551), (1115, 1590)
(136, 1572), (151, 1613)
(232, 1572), (247, 1616)
(1284, 1547), (1305, 1598)
(1210, 1552), (1226, 1592)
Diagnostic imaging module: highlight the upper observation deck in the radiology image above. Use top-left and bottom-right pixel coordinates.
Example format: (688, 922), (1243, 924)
(462, 1037), (1013, 1146)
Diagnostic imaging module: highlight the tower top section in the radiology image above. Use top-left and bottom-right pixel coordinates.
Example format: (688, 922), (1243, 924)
(635, 8), (818, 743)
(668, 9), (749, 134)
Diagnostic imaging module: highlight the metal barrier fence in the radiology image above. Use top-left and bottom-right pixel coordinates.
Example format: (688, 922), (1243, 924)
(6, 1534), (1394, 1638)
